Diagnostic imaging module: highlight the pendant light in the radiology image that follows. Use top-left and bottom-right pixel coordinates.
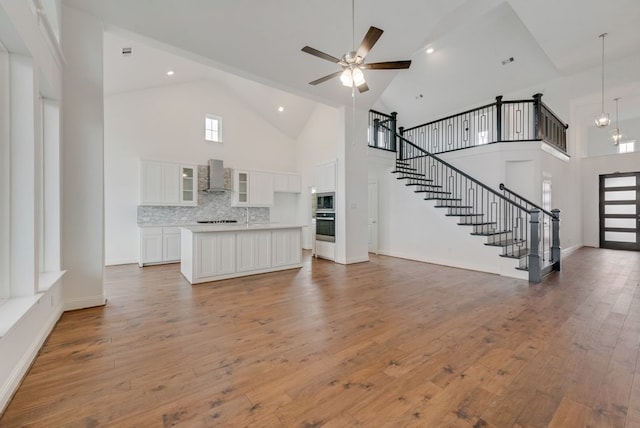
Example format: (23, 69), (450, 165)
(594, 33), (610, 128)
(611, 97), (624, 145)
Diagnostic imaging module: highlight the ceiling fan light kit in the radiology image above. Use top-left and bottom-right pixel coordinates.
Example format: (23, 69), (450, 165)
(301, 24), (411, 93)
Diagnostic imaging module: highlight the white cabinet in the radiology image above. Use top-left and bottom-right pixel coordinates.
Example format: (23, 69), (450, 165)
(179, 165), (197, 205)
(314, 160), (336, 193)
(139, 226), (183, 266)
(139, 226), (182, 266)
(140, 227), (163, 265)
(236, 231), (272, 272)
(274, 173), (301, 193)
(315, 240), (335, 261)
(233, 170), (274, 206)
(272, 229), (301, 267)
(140, 160), (197, 206)
(195, 232), (236, 279)
(162, 227), (181, 262)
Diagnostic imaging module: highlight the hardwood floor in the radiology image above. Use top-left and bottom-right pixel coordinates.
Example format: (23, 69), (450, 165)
(2, 247), (639, 427)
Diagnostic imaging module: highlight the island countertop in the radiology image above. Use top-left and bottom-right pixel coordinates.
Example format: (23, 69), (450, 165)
(180, 223), (304, 233)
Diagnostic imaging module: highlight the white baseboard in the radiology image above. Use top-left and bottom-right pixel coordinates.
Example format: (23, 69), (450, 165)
(345, 255), (370, 264)
(63, 295), (106, 311)
(0, 301), (62, 414)
(561, 245), (582, 258)
(105, 258), (137, 266)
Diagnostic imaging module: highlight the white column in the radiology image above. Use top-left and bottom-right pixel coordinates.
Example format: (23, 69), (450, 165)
(60, 6), (105, 309)
(0, 49), (10, 298)
(335, 105), (369, 265)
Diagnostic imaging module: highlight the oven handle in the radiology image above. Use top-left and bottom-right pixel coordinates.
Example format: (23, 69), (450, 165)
(317, 217), (335, 221)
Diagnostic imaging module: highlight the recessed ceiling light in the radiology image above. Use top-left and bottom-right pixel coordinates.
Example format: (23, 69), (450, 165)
(166, 70), (175, 76)
(426, 47), (435, 54)
(278, 106), (284, 112)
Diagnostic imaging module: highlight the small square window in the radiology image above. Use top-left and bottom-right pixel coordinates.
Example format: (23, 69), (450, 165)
(618, 140), (635, 154)
(205, 115), (222, 142)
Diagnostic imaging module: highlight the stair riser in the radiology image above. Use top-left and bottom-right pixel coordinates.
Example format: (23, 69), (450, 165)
(485, 232), (514, 243)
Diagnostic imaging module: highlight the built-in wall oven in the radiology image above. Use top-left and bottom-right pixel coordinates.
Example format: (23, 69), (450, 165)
(316, 211), (335, 242)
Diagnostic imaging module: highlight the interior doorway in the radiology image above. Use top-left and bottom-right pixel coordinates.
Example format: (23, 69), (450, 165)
(599, 172), (640, 251)
(368, 180), (378, 253)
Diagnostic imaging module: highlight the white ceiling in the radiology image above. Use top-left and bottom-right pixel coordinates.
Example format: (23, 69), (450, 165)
(64, 0), (640, 136)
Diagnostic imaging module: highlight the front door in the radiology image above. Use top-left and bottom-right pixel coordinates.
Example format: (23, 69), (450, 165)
(599, 172), (640, 251)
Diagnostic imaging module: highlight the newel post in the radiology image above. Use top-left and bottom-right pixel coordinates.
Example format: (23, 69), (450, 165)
(551, 209), (561, 271)
(373, 118), (380, 148)
(495, 95), (503, 142)
(532, 93), (543, 140)
(398, 126), (405, 160)
(528, 210), (541, 283)
(390, 112), (398, 152)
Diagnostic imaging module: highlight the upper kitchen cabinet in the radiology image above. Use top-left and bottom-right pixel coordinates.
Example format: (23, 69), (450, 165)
(314, 160), (336, 193)
(140, 160), (198, 206)
(232, 170), (274, 207)
(273, 173), (301, 194)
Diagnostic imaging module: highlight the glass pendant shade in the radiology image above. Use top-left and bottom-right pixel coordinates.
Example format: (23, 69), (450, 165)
(352, 68), (365, 86)
(611, 128), (623, 145)
(595, 112), (610, 128)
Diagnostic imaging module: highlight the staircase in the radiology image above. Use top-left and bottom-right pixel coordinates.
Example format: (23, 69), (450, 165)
(390, 138), (560, 282)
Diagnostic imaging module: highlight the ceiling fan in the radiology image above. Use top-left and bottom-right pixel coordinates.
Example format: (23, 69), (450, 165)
(301, 25), (411, 93)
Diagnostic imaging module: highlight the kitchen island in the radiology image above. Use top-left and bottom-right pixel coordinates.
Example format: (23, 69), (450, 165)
(180, 223), (302, 284)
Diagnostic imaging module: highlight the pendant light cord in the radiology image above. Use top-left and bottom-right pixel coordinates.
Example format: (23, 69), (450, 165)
(600, 33), (607, 113)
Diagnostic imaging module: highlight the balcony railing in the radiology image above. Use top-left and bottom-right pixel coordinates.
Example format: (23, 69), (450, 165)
(369, 94), (569, 155)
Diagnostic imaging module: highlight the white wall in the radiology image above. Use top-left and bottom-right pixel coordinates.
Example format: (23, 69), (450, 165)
(61, 5), (105, 309)
(587, 116), (640, 157)
(104, 79), (299, 264)
(368, 140), (581, 278)
(581, 151), (640, 247)
(294, 103), (341, 249)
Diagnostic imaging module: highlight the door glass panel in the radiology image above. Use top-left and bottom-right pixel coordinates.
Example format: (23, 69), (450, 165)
(605, 204), (637, 215)
(605, 231), (637, 243)
(605, 176), (637, 188)
(605, 218), (637, 228)
(605, 190), (636, 201)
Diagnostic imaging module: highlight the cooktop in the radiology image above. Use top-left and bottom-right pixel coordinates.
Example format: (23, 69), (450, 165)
(196, 220), (238, 224)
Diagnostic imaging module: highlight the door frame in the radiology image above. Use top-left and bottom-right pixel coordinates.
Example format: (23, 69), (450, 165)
(368, 180), (379, 253)
(599, 171), (640, 251)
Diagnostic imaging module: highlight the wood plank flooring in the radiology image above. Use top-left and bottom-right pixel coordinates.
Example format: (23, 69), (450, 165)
(1, 247), (639, 427)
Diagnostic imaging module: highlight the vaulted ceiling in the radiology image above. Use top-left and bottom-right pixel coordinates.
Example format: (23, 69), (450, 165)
(64, 0), (640, 135)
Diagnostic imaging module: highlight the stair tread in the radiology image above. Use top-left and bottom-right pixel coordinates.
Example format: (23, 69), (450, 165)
(457, 221), (497, 226)
(416, 191), (451, 195)
(392, 171), (426, 177)
(392, 166), (417, 172)
(470, 230), (511, 236)
(427, 198), (462, 201)
(435, 205), (473, 209)
(445, 213), (483, 217)
(400, 178), (433, 182)
(485, 239), (526, 247)
(413, 186), (444, 191)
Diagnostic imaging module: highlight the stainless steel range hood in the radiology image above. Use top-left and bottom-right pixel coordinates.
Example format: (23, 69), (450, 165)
(207, 159), (232, 192)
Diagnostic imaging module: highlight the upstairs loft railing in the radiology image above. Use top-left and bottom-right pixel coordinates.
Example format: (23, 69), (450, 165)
(369, 94), (569, 155)
(369, 110), (397, 152)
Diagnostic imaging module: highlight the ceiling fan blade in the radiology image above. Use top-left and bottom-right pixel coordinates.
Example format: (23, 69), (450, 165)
(301, 46), (342, 63)
(309, 70), (343, 85)
(362, 60), (412, 70)
(357, 82), (369, 93)
(356, 26), (384, 59)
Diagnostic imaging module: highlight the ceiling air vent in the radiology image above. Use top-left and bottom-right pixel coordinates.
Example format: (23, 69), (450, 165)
(122, 47), (132, 56)
(501, 56), (514, 66)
